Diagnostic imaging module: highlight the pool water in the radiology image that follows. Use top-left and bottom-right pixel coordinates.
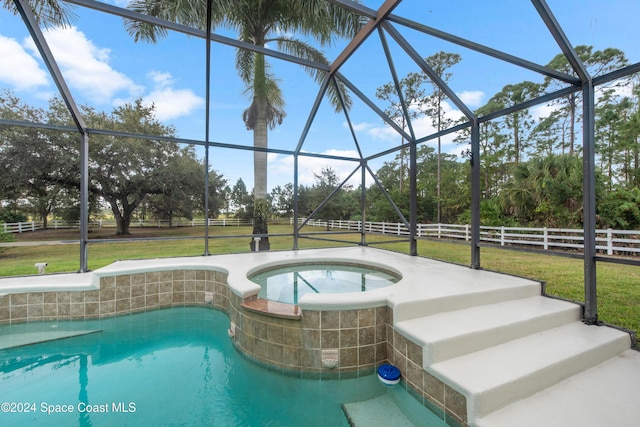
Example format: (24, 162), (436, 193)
(251, 264), (400, 304)
(0, 307), (445, 426)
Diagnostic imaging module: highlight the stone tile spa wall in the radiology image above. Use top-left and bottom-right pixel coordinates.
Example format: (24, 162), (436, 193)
(0, 269), (469, 426)
(232, 304), (389, 374)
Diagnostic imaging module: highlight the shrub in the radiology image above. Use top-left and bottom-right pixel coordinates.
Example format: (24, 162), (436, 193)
(598, 187), (640, 229)
(0, 211), (28, 223)
(0, 228), (14, 253)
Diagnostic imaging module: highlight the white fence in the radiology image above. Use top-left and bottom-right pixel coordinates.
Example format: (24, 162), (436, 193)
(2, 218), (252, 233)
(5, 218), (640, 256)
(2, 221), (41, 233)
(300, 219), (640, 256)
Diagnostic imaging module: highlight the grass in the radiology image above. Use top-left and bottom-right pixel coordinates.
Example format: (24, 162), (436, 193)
(2, 225), (638, 337)
(0, 225), (366, 275)
(408, 239), (640, 337)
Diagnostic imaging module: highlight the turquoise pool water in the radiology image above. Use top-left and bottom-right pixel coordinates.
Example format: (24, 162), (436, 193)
(0, 307), (445, 426)
(251, 264), (400, 304)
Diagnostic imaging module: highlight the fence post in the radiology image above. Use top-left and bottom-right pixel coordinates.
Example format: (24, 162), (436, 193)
(501, 226), (505, 246)
(465, 224), (469, 241)
(607, 228), (613, 255)
(544, 227), (548, 250)
(438, 223), (442, 239)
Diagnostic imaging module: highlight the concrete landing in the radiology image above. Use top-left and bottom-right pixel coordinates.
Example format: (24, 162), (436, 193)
(432, 321), (630, 420)
(474, 349), (640, 427)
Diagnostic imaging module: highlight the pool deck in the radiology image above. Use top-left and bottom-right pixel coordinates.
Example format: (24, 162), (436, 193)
(1, 246), (639, 426)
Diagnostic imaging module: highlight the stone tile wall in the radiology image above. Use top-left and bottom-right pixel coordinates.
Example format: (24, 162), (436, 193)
(385, 307), (468, 427)
(0, 269), (230, 325)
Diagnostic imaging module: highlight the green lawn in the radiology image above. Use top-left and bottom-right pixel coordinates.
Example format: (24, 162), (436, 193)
(2, 225), (638, 337)
(408, 240), (640, 338)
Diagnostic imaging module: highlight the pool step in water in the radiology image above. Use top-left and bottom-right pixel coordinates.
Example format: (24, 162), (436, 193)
(342, 394), (414, 427)
(0, 330), (102, 350)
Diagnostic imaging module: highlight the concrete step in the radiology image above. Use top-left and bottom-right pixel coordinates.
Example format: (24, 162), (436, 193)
(391, 274), (541, 323)
(396, 296), (582, 365)
(430, 321), (631, 421)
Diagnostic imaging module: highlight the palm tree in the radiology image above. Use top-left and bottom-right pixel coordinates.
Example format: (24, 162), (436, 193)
(125, 0), (362, 250)
(2, 0), (76, 28)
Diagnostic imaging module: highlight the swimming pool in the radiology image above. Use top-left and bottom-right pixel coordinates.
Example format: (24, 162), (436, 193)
(0, 307), (445, 426)
(250, 263), (400, 304)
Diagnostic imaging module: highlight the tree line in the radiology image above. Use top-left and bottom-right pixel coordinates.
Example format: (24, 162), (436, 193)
(269, 46), (640, 230)
(0, 91), (226, 235)
(2, 43), (640, 233)
(0, 91), (358, 234)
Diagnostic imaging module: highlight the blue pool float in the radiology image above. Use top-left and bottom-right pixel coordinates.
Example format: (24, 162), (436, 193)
(377, 364), (401, 385)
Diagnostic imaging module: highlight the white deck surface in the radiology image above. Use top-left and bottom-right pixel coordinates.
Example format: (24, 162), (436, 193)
(474, 349), (640, 427)
(1, 247), (638, 426)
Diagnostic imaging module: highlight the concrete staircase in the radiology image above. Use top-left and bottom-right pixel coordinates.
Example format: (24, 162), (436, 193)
(394, 287), (631, 426)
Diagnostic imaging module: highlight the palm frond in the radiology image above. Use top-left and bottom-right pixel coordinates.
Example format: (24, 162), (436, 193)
(242, 72), (286, 131)
(2, 0), (77, 28)
(235, 48), (255, 86)
(280, 0), (365, 45)
(274, 36), (351, 112)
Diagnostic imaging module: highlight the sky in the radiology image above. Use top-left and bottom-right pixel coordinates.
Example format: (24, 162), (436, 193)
(1, 0), (639, 192)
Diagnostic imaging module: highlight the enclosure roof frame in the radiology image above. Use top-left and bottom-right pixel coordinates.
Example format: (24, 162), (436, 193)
(6, 0), (640, 325)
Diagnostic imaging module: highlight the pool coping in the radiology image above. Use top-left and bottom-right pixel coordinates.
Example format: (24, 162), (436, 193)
(0, 246), (540, 316)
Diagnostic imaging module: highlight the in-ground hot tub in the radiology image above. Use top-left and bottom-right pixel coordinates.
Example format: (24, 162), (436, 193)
(249, 262), (401, 304)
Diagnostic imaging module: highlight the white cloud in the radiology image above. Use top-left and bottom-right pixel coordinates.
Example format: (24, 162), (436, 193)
(148, 70), (173, 88)
(457, 90), (484, 108)
(268, 150), (360, 187)
(0, 34), (49, 91)
(144, 87), (205, 121)
(24, 26), (142, 103)
(143, 71), (204, 121)
(367, 125), (400, 142)
(350, 122), (374, 132)
(14, 25), (202, 122)
(530, 103), (558, 123)
(349, 100), (468, 148)
(344, 121), (399, 143)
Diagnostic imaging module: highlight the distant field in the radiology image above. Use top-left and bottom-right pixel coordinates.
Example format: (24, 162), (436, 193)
(2, 225), (638, 338)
